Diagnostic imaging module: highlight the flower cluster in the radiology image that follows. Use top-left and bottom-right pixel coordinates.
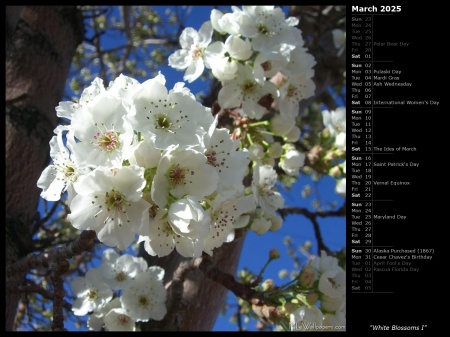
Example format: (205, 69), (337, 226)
(37, 72), (256, 258)
(169, 6), (316, 123)
(240, 251), (345, 331)
(70, 249), (166, 331)
(289, 251), (346, 330)
(321, 107), (346, 196)
(169, 5), (316, 232)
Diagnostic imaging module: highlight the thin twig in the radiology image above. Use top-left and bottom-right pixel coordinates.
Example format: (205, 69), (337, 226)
(6, 230), (97, 283)
(278, 203), (346, 255)
(49, 257), (70, 331)
(7, 281), (72, 311)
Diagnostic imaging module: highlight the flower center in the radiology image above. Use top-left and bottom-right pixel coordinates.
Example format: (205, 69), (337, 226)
(164, 222), (174, 234)
(206, 150), (219, 167)
(94, 130), (120, 152)
(116, 271), (127, 282)
(64, 165), (76, 180)
(87, 289), (98, 300)
(287, 84), (299, 99)
(118, 314), (129, 324)
(105, 189), (126, 212)
(257, 23), (269, 35)
(191, 45), (203, 60)
(261, 61), (272, 72)
(138, 296), (149, 307)
(155, 114), (172, 130)
(168, 164), (186, 186)
(240, 80), (257, 94)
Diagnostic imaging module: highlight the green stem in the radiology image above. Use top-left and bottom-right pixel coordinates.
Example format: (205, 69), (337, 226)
(246, 133), (254, 146)
(249, 121), (270, 127)
(258, 130), (277, 136)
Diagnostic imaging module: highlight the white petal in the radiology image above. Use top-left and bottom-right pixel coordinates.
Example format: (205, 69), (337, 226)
(218, 84), (242, 109)
(183, 59), (205, 83)
(168, 49), (190, 70)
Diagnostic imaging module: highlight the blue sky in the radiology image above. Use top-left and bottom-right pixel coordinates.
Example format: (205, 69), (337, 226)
(39, 5), (346, 331)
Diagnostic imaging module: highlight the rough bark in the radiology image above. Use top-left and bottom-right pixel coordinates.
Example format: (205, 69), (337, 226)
(139, 230), (246, 331)
(5, 6), (84, 331)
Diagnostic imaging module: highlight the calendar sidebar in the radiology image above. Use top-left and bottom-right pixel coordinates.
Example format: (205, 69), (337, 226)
(347, 3), (442, 333)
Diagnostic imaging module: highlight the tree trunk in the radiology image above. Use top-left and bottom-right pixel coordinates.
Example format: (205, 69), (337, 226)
(5, 6), (84, 331)
(139, 230), (246, 331)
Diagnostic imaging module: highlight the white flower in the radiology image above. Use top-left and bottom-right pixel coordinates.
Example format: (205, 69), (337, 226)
(268, 142), (283, 159)
(67, 166), (150, 250)
(168, 196), (210, 241)
(335, 132), (346, 151)
(248, 143), (265, 162)
(250, 209), (272, 235)
(71, 268), (113, 316)
(104, 308), (136, 331)
(123, 136), (161, 170)
(210, 8), (242, 35)
(270, 113), (296, 136)
(310, 250), (340, 274)
(204, 35), (253, 81)
(201, 121), (249, 191)
(168, 21), (213, 82)
(151, 145), (218, 208)
(138, 208), (204, 258)
(203, 193), (256, 255)
(99, 249), (148, 290)
(269, 214), (283, 231)
(87, 313), (105, 331)
(336, 178), (346, 197)
(128, 75), (211, 150)
(278, 74), (316, 120)
(282, 46), (316, 78)
(237, 6), (302, 53)
(323, 311), (346, 329)
(250, 209), (282, 235)
(321, 294), (346, 313)
(106, 73), (140, 105)
(319, 266), (346, 298)
(253, 51), (288, 81)
(285, 125), (301, 142)
(56, 77), (105, 121)
(251, 164), (284, 215)
(120, 267), (167, 322)
(290, 305), (323, 331)
(70, 92), (134, 168)
(37, 126), (81, 201)
(218, 63), (277, 120)
(322, 107), (346, 136)
(87, 297), (122, 331)
(279, 144), (305, 176)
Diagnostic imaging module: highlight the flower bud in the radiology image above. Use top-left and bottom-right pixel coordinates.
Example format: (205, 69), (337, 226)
(261, 279), (275, 291)
(329, 166), (342, 178)
(306, 292), (319, 305)
(298, 265), (315, 288)
(269, 249), (280, 260)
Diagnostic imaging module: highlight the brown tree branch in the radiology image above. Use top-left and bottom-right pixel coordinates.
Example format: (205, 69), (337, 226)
(49, 257), (70, 331)
(6, 230), (97, 284)
(7, 281), (72, 311)
(278, 203), (346, 255)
